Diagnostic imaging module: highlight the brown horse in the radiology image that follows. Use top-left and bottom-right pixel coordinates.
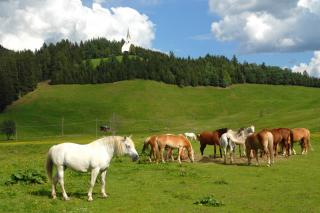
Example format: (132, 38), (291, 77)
(269, 128), (291, 157)
(142, 135), (158, 162)
(156, 134), (194, 163)
(291, 128), (312, 154)
(245, 130), (274, 166)
(197, 128), (228, 158)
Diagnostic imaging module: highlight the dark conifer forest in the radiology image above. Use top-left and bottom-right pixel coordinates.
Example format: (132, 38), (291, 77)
(1, 38), (320, 112)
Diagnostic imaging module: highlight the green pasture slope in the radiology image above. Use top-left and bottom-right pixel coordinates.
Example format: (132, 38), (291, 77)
(0, 80), (320, 212)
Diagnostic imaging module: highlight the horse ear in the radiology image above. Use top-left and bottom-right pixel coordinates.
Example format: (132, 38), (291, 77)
(123, 136), (127, 141)
(129, 135), (132, 138)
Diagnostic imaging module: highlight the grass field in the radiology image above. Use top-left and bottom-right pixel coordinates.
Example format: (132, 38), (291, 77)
(0, 80), (319, 212)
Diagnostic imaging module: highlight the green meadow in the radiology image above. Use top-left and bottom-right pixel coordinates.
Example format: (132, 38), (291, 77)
(0, 80), (319, 212)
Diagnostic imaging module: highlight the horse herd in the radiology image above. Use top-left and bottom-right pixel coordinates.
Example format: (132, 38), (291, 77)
(46, 127), (312, 201)
(142, 126), (312, 166)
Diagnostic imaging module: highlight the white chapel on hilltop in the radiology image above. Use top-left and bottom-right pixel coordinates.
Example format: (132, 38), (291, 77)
(121, 29), (132, 53)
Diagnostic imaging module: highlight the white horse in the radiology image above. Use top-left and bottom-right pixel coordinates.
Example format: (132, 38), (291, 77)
(46, 136), (139, 201)
(220, 126), (255, 164)
(183, 132), (197, 141)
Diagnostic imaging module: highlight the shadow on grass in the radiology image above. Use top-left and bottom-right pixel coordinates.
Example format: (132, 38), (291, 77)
(31, 188), (108, 200)
(30, 189), (87, 199)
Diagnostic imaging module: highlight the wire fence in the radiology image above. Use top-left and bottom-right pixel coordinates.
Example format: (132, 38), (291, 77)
(5, 111), (314, 141)
(8, 113), (206, 141)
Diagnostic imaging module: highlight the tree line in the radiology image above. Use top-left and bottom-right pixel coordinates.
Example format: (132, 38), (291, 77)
(1, 38), (320, 112)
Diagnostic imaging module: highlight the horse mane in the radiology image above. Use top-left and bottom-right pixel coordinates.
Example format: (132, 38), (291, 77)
(216, 128), (228, 136)
(102, 136), (126, 156)
(237, 127), (245, 134)
(142, 136), (151, 153)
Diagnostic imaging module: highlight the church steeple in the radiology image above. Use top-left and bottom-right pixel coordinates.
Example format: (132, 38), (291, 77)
(126, 29), (131, 41)
(121, 28), (132, 53)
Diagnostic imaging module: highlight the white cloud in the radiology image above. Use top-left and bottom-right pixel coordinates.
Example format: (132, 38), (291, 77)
(0, 0), (155, 51)
(292, 51), (320, 77)
(209, 0), (320, 53)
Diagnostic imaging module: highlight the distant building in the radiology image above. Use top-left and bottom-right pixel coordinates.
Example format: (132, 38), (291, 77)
(121, 29), (132, 53)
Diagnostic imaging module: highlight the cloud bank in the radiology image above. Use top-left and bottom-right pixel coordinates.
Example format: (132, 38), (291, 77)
(209, 0), (320, 53)
(292, 51), (320, 77)
(0, 0), (155, 51)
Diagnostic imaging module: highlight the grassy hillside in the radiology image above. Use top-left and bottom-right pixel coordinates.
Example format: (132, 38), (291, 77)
(0, 80), (319, 140)
(0, 80), (320, 212)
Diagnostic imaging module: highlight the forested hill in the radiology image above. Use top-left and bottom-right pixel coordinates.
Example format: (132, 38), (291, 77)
(1, 38), (320, 112)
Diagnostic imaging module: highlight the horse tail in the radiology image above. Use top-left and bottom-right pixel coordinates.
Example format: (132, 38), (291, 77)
(46, 148), (54, 182)
(307, 130), (314, 151)
(290, 129), (294, 150)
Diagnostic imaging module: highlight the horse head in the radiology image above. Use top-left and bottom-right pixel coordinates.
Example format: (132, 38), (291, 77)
(122, 136), (139, 161)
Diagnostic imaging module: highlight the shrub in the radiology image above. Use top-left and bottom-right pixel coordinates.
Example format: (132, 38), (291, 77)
(5, 169), (47, 185)
(1, 120), (16, 140)
(194, 195), (224, 207)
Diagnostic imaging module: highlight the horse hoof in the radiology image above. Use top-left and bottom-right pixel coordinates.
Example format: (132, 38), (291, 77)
(88, 197), (93, 202)
(102, 194), (108, 198)
(64, 197), (70, 201)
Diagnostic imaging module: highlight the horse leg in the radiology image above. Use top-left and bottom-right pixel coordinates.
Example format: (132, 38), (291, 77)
(274, 142), (278, 157)
(170, 148), (174, 161)
(246, 148), (251, 165)
(285, 142), (290, 158)
(200, 144), (206, 156)
(178, 147), (183, 164)
(160, 147), (165, 163)
(57, 165), (69, 201)
(255, 150), (260, 166)
(148, 148), (153, 162)
(230, 144), (234, 164)
(223, 147), (227, 164)
(51, 173), (58, 199)
(213, 145), (217, 158)
(264, 145), (271, 167)
(242, 144), (246, 157)
(219, 146), (222, 158)
(101, 170), (108, 198)
(88, 167), (100, 201)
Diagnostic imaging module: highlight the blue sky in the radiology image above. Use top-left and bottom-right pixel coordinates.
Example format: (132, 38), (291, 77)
(83, 0), (319, 75)
(0, 0), (319, 76)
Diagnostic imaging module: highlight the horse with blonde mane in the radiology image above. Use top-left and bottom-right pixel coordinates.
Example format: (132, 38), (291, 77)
(142, 135), (158, 162)
(46, 136), (139, 201)
(156, 134), (194, 163)
(245, 130), (274, 166)
(220, 126), (255, 164)
(290, 128), (313, 155)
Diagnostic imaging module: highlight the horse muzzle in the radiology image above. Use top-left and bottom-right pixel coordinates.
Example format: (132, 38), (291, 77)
(132, 154), (139, 162)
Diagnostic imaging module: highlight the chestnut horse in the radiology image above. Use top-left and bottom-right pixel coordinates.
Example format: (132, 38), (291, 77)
(269, 128), (291, 157)
(245, 130), (274, 166)
(291, 128), (312, 155)
(142, 135), (158, 162)
(197, 128), (228, 158)
(156, 134), (194, 163)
